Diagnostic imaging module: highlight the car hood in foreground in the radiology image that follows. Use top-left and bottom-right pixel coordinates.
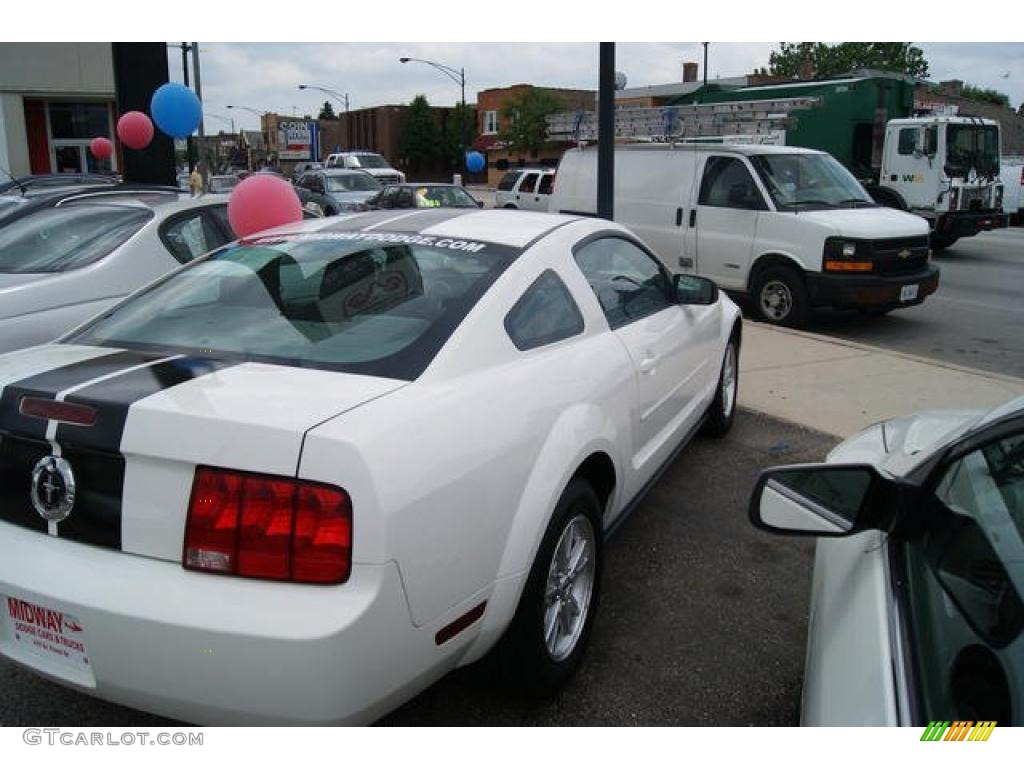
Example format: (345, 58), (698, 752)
(827, 396), (1024, 477)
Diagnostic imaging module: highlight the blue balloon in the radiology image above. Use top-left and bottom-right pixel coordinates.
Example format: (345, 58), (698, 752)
(465, 150), (485, 174)
(150, 83), (202, 139)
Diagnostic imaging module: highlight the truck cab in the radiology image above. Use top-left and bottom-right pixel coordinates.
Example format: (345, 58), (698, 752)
(879, 117), (1008, 249)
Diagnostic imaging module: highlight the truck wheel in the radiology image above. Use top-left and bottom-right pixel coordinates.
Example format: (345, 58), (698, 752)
(503, 203), (518, 210)
(492, 479), (602, 696)
(930, 233), (959, 251)
(702, 334), (739, 437)
(754, 266), (808, 327)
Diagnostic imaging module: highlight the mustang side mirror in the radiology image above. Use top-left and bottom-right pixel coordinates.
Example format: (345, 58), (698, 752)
(749, 463), (895, 537)
(673, 274), (718, 305)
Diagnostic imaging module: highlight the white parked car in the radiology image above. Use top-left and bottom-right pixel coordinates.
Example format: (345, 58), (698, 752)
(0, 208), (741, 724)
(550, 144), (938, 327)
(0, 192), (236, 354)
(750, 396), (1024, 726)
(324, 151), (405, 186)
(495, 168), (555, 212)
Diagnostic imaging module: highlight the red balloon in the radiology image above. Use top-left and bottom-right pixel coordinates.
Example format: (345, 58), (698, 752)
(117, 111), (154, 150)
(227, 174), (303, 238)
(89, 137), (113, 160)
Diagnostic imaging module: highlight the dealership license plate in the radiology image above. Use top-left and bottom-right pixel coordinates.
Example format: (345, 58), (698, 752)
(900, 284), (919, 302)
(2, 595), (91, 674)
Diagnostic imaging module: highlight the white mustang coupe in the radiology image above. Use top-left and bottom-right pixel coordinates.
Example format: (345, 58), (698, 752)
(0, 209), (741, 724)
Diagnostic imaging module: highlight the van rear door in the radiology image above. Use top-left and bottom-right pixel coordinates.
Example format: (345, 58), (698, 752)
(691, 154), (765, 290)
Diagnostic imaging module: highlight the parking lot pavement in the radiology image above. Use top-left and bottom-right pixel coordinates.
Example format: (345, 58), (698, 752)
(740, 321), (1024, 438)
(0, 411), (834, 727)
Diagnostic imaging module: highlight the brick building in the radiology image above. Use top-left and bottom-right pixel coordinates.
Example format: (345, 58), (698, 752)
(316, 103), (473, 182)
(473, 84), (595, 186)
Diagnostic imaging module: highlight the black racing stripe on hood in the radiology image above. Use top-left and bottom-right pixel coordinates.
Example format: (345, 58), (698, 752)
(0, 350), (165, 440)
(56, 356), (239, 453)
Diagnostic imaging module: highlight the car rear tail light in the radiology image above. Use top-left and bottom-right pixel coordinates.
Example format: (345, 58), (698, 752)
(184, 467), (352, 584)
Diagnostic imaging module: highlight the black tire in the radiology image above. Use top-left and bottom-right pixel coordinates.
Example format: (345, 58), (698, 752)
(702, 334), (739, 437)
(753, 265), (808, 327)
(492, 479), (603, 696)
(323, 207), (337, 217)
(503, 203), (518, 210)
(930, 233), (959, 251)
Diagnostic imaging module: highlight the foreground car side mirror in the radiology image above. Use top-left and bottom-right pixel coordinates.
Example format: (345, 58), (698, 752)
(673, 274), (718, 305)
(749, 463), (894, 537)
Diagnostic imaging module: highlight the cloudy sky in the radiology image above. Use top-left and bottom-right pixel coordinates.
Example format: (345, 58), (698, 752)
(173, 42), (1024, 133)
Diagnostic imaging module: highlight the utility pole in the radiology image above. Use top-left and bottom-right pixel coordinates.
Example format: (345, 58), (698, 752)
(191, 42), (205, 177)
(597, 42), (615, 220)
(703, 43), (709, 89)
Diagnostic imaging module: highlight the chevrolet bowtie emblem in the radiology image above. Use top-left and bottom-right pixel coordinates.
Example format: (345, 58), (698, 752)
(898, 249), (912, 259)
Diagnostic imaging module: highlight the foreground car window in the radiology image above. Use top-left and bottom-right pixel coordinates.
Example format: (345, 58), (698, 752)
(573, 237), (673, 329)
(0, 205), (152, 273)
(69, 235), (514, 380)
(902, 433), (1024, 724)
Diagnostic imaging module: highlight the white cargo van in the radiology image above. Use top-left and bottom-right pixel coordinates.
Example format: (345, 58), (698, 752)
(550, 144), (939, 326)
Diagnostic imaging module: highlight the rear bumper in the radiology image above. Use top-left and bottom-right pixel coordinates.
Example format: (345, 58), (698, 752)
(936, 211), (1010, 236)
(806, 265), (940, 310)
(0, 522), (454, 725)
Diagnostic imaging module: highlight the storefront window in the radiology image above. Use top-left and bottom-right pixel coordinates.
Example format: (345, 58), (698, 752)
(49, 103), (111, 140)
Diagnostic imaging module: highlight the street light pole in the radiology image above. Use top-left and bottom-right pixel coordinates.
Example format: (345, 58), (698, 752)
(399, 57), (468, 175)
(298, 84), (350, 113)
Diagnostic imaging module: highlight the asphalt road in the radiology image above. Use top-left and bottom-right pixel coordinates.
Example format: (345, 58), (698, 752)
(0, 411), (835, 727)
(777, 226), (1024, 378)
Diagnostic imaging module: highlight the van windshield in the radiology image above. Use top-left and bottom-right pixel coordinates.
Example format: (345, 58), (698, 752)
(750, 153), (875, 211)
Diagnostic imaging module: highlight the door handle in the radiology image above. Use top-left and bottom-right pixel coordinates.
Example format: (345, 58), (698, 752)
(638, 353), (659, 375)
(689, 209), (697, 227)
(675, 207), (683, 226)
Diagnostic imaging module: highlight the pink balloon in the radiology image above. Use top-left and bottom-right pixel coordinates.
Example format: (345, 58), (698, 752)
(89, 137), (113, 160)
(227, 174), (303, 238)
(117, 111), (154, 150)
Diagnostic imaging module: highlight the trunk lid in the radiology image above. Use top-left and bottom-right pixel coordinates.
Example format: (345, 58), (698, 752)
(0, 345), (405, 561)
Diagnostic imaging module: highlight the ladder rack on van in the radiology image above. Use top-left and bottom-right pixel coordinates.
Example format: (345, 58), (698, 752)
(546, 96), (821, 143)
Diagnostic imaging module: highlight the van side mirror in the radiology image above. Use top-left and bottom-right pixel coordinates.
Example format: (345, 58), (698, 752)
(673, 274), (718, 305)
(749, 463), (894, 537)
(924, 127), (938, 158)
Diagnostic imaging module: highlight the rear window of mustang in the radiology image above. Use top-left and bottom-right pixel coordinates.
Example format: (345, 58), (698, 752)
(68, 232), (517, 380)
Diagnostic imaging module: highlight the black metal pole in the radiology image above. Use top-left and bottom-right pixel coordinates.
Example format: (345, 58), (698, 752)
(703, 43), (708, 89)
(597, 42), (615, 220)
(191, 43), (205, 176)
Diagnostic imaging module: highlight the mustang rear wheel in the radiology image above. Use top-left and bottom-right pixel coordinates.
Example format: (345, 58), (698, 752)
(492, 479), (603, 695)
(702, 334), (739, 437)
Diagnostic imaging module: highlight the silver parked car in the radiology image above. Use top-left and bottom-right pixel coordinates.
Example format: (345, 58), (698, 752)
(0, 193), (236, 354)
(750, 396), (1024, 726)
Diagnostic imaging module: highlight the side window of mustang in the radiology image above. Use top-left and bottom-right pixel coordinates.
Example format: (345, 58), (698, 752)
(903, 431), (1024, 724)
(573, 237), (673, 329)
(504, 269), (585, 351)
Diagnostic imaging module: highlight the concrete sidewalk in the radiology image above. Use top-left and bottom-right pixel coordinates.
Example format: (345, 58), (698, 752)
(738, 321), (1024, 437)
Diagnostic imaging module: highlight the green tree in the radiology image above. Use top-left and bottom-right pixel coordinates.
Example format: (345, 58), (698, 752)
(440, 101), (475, 171)
(960, 84), (1010, 106)
(318, 101), (336, 120)
(499, 88), (562, 156)
(401, 94), (441, 176)
(768, 43), (930, 79)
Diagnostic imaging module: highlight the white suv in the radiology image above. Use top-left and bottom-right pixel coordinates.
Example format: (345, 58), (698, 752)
(324, 151), (405, 186)
(495, 168), (555, 212)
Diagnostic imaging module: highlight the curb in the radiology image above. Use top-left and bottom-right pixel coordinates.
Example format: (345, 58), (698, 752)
(745, 319), (1024, 386)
